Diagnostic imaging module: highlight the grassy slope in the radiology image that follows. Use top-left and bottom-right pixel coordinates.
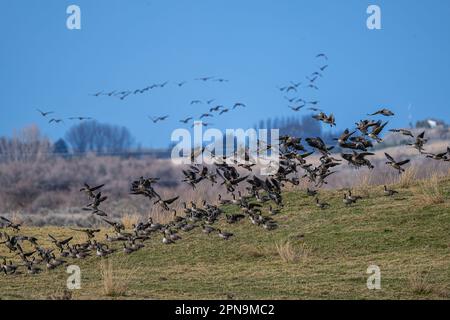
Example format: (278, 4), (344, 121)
(1, 179), (450, 300)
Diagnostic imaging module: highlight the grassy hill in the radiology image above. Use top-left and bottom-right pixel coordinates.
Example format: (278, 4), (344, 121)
(1, 176), (450, 300)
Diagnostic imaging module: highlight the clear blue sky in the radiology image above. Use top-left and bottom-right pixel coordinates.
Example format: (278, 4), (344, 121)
(1, 0), (449, 148)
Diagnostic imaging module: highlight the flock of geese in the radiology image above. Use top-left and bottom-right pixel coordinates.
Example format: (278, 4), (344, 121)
(4, 54), (449, 276)
(37, 75), (245, 128)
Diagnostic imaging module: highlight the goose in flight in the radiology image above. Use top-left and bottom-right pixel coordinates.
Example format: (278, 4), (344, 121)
(200, 113), (213, 119)
(316, 53), (328, 60)
(69, 117), (93, 121)
(192, 122), (213, 128)
(288, 105), (304, 112)
(368, 121), (388, 142)
(179, 117), (193, 124)
(368, 108), (395, 117)
(407, 131), (428, 153)
(389, 128), (414, 138)
(154, 196), (179, 211)
(195, 76), (214, 82)
(284, 96), (297, 103)
(385, 152), (410, 173)
(80, 183), (104, 198)
(49, 118), (64, 124)
(209, 105), (223, 112)
(36, 109), (54, 117)
(177, 81), (187, 87)
(150, 115), (169, 123)
(233, 102), (246, 109)
(286, 86), (297, 93)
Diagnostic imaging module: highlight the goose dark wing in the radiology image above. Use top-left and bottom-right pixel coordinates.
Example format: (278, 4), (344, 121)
(384, 153), (395, 162)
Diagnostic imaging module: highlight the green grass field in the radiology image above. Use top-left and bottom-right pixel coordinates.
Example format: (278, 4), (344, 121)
(1, 177), (450, 300)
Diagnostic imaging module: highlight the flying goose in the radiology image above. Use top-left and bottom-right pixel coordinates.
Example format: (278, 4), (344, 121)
(80, 183), (105, 198)
(70, 228), (101, 239)
(180, 117), (193, 124)
(36, 109), (54, 117)
(368, 108), (395, 117)
(0, 216), (21, 232)
(389, 128), (414, 138)
(150, 115), (169, 123)
(368, 121), (388, 142)
(385, 153), (410, 173)
(48, 234), (73, 252)
(49, 118), (64, 124)
(154, 196), (179, 211)
(407, 131), (428, 153)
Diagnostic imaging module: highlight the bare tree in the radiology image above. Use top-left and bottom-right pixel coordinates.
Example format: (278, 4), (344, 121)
(0, 125), (51, 163)
(65, 121), (134, 154)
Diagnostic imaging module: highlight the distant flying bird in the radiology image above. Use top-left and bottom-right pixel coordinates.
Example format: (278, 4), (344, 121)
(69, 117), (93, 121)
(319, 65), (329, 71)
(200, 113), (213, 119)
(190, 100), (202, 105)
(49, 118), (64, 124)
(307, 84), (319, 90)
(233, 103), (246, 109)
(209, 105), (223, 112)
(90, 91), (104, 97)
(214, 78), (229, 83)
(286, 86), (297, 93)
(36, 109), (54, 117)
(289, 105), (304, 112)
(150, 115), (169, 123)
(219, 108), (230, 115)
(195, 76), (214, 82)
(179, 117), (193, 124)
(284, 96), (297, 103)
(316, 53), (328, 60)
(159, 81), (169, 88)
(290, 81), (302, 88)
(368, 108), (395, 117)
(306, 76), (318, 83)
(192, 122), (213, 128)
(206, 99), (215, 105)
(177, 81), (187, 87)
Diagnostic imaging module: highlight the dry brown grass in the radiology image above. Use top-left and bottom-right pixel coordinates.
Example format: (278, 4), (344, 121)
(354, 171), (374, 198)
(408, 270), (433, 295)
(100, 259), (140, 297)
(396, 165), (418, 188)
(275, 241), (311, 263)
(418, 174), (445, 205)
(9, 211), (24, 226)
(47, 289), (73, 300)
(120, 213), (140, 230)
